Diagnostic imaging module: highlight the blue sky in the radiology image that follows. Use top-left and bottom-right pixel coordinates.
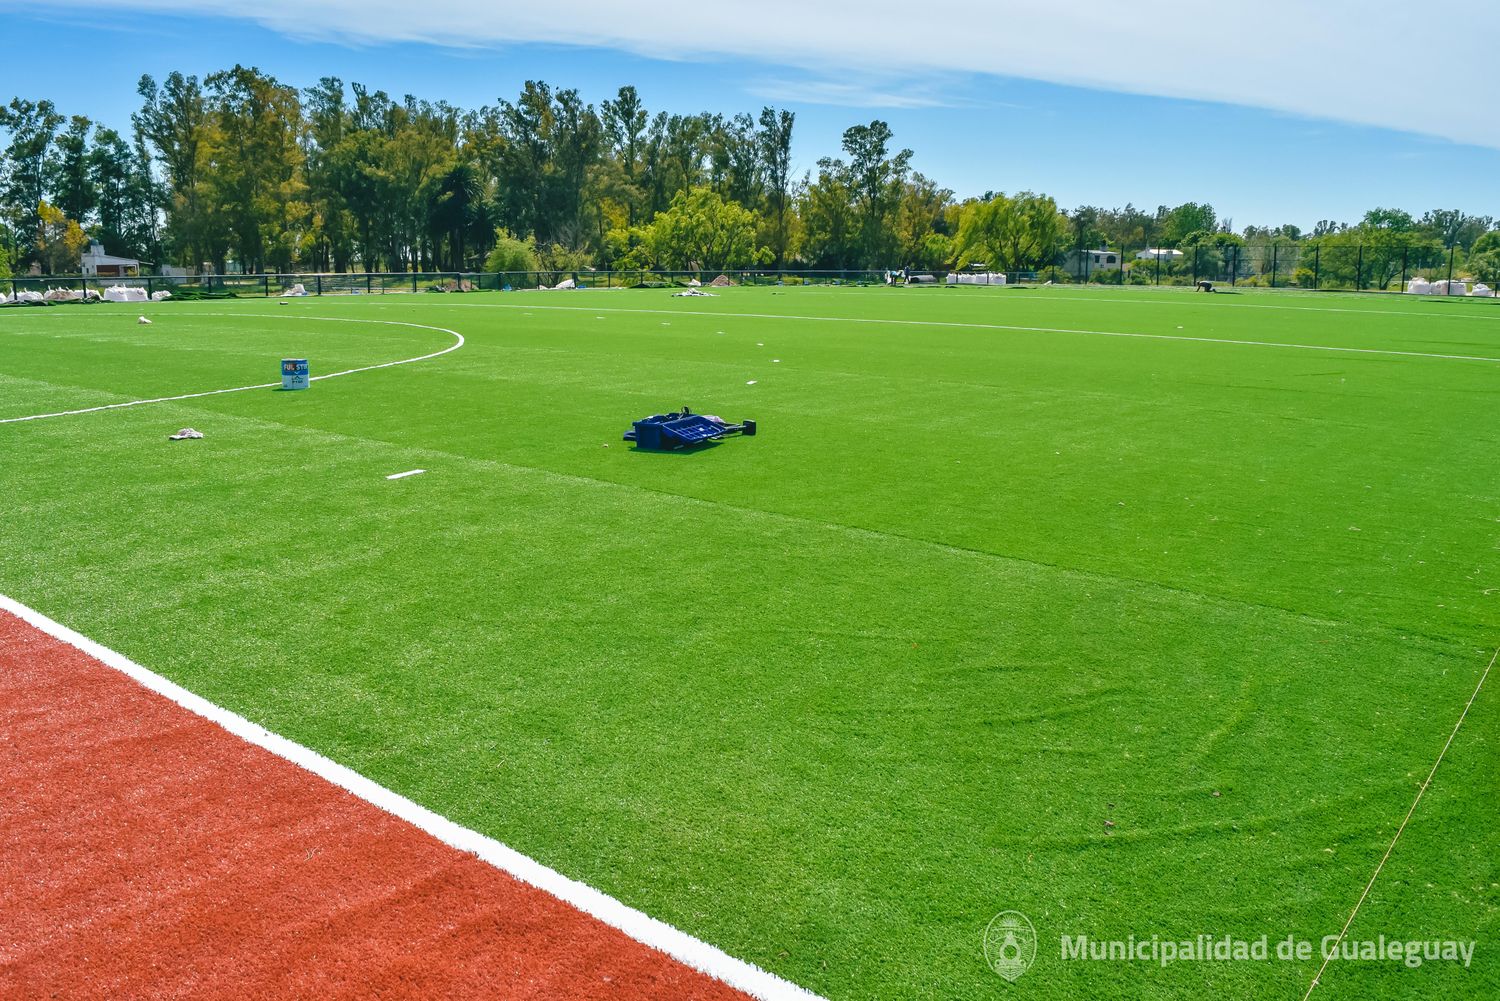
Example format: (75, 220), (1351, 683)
(3, 1), (1497, 230)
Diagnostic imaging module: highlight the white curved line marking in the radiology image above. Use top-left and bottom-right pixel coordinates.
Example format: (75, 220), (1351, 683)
(0, 314), (464, 425)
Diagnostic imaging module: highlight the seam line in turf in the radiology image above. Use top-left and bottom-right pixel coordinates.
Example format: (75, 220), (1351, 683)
(1300, 644), (1497, 999)
(18, 381), (1476, 653)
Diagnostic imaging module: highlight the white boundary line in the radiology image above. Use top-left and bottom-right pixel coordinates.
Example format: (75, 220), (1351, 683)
(385, 468), (426, 480)
(0, 314), (464, 425)
(441, 302), (1500, 366)
(794, 285), (1500, 322)
(1302, 646), (1497, 999)
(0, 592), (823, 1001)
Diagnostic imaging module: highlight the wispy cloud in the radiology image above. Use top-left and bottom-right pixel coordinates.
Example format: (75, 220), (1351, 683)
(747, 78), (953, 110)
(744, 72), (1016, 111)
(32, 0), (1500, 150)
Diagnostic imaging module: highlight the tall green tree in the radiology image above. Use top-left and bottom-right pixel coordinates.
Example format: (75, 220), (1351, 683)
(0, 98), (64, 268)
(757, 107), (795, 268)
(839, 120), (911, 266)
(203, 65), (308, 273)
(800, 161), (859, 269)
(89, 126), (155, 260)
(49, 115), (96, 227)
(601, 85), (648, 225)
(135, 72), (217, 269)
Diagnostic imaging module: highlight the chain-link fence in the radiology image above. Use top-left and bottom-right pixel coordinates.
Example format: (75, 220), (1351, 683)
(3, 268), (901, 299)
(3, 253), (1487, 298)
(1062, 242), (1475, 292)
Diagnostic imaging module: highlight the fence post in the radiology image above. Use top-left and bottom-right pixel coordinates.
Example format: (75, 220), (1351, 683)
(1314, 245), (1321, 289)
(1193, 246), (1200, 284)
(1448, 245), (1456, 291)
(1400, 248), (1408, 292)
(1230, 246), (1239, 287)
(1271, 244), (1278, 288)
(412, 272), (418, 293)
(316, 274), (322, 296)
(1155, 251), (1161, 285)
(1355, 245), (1364, 291)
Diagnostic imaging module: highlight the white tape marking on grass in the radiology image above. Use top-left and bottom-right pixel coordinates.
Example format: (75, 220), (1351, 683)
(0, 592), (823, 1001)
(0, 315), (464, 425)
(1301, 645), (1497, 1000)
(386, 469), (426, 480)
(444, 302), (1500, 366)
(799, 284), (1500, 323)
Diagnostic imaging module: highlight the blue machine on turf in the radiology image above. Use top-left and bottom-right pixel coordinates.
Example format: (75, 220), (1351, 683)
(624, 407), (757, 450)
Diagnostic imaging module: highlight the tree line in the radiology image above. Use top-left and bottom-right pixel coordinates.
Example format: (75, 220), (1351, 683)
(2, 67), (1498, 285)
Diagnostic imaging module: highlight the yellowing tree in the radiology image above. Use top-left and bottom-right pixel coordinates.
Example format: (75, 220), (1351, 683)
(35, 199), (87, 274)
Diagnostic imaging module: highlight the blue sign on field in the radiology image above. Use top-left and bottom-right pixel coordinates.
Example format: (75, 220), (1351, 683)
(281, 358), (309, 390)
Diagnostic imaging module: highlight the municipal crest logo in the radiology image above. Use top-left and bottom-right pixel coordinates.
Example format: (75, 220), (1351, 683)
(983, 910), (1037, 982)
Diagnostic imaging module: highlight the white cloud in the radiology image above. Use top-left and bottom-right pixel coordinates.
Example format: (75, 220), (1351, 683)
(744, 74), (992, 111)
(52, 0), (1500, 148)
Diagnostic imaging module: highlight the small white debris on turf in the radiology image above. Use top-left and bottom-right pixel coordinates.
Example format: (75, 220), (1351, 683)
(137, 316), (151, 325)
(746, 380), (757, 385)
(168, 428), (203, 440)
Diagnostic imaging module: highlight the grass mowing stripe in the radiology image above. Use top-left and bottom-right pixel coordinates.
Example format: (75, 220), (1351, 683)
(0, 314), (463, 424)
(441, 301), (1500, 365)
(0, 591), (826, 1001)
(1303, 645), (1498, 1000)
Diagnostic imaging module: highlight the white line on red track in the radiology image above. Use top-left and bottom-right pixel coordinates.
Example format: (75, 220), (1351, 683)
(0, 592), (824, 1001)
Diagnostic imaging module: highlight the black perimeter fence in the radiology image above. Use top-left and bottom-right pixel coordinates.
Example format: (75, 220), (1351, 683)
(3, 244), (1491, 298)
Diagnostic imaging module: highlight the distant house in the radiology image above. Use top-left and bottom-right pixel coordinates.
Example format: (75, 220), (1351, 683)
(1135, 248), (1184, 262)
(1064, 248), (1120, 279)
(81, 242), (140, 277)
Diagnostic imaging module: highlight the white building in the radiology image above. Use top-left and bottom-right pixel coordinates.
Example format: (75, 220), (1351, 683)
(1135, 248), (1184, 261)
(80, 241), (140, 277)
(1064, 248), (1121, 279)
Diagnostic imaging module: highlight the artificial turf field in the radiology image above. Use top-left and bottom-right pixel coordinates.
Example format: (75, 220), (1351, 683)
(1, 284), (1497, 999)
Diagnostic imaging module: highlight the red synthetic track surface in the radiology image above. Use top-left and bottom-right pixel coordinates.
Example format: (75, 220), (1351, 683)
(0, 611), (751, 1000)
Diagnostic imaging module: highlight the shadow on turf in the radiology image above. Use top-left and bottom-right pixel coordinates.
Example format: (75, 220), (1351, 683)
(626, 442), (724, 456)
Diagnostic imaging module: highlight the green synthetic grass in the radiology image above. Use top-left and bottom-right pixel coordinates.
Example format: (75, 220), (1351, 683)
(1, 285), (1496, 999)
